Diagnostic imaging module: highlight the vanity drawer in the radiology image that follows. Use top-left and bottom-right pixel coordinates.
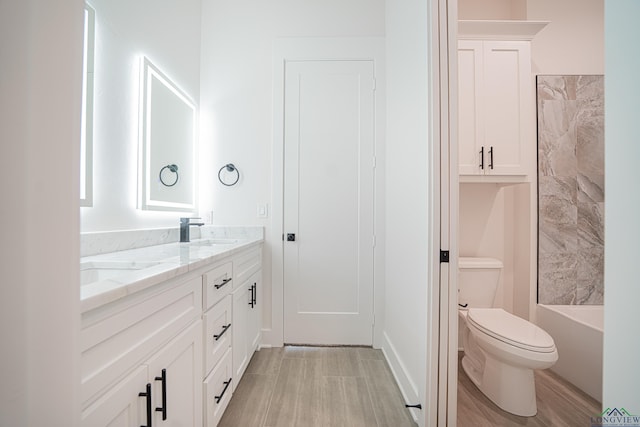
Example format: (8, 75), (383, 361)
(204, 348), (233, 427)
(80, 275), (202, 408)
(204, 295), (232, 375)
(233, 247), (261, 291)
(203, 261), (233, 310)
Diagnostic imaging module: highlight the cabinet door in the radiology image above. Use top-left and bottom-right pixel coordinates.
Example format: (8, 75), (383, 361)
(203, 348), (233, 427)
(232, 283), (250, 387)
(81, 365), (148, 427)
(458, 40), (484, 175)
(482, 40), (531, 175)
(203, 262), (233, 311)
(247, 273), (262, 355)
(145, 321), (203, 427)
(204, 295), (232, 375)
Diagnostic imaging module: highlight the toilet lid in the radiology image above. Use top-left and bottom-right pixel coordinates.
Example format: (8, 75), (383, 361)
(467, 308), (556, 353)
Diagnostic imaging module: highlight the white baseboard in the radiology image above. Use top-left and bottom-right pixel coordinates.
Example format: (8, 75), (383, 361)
(381, 331), (420, 424)
(260, 327), (284, 348)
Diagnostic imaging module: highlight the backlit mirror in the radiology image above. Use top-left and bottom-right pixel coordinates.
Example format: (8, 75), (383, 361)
(80, 3), (95, 207)
(138, 56), (197, 212)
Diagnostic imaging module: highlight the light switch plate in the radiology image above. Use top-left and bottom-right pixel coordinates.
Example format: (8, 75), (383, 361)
(257, 203), (268, 218)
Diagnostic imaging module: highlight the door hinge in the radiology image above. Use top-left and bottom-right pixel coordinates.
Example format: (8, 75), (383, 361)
(440, 250), (449, 263)
(372, 77), (377, 91)
(372, 156), (377, 169)
(372, 235), (377, 247)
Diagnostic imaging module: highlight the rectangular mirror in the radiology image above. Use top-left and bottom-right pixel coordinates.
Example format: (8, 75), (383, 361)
(138, 57), (197, 212)
(80, 3), (95, 207)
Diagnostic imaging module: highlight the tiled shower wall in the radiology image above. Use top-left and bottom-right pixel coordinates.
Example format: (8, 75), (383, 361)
(537, 75), (604, 305)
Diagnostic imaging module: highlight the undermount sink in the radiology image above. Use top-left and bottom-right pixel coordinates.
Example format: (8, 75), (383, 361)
(80, 261), (162, 286)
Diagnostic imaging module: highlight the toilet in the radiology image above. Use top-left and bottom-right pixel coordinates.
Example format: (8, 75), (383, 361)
(458, 257), (558, 417)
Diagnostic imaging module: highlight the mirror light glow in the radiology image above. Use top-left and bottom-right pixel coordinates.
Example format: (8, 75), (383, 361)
(80, 3), (95, 207)
(138, 56), (197, 212)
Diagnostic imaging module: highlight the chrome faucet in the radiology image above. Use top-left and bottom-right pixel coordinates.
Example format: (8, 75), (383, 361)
(180, 217), (204, 242)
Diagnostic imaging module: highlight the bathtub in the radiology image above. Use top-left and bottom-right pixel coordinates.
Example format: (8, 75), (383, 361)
(537, 304), (603, 402)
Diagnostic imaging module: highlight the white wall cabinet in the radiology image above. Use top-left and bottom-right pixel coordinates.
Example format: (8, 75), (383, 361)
(458, 38), (534, 179)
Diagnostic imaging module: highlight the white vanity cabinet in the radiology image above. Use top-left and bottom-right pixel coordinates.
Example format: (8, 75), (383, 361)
(82, 322), (203, 427)
(80, 276), (203, 427)
(202, 245), (262, 425)
(80, 241), (263, 427)
(231, 248), (262, 387)
(202, 262), (234, 427)
(203, 348), (233, 426)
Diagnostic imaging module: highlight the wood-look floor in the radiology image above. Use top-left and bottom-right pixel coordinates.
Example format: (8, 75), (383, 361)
(221, 347), (600, 426)
(219, 346), (418, 427)
(457, 352), (602, 427)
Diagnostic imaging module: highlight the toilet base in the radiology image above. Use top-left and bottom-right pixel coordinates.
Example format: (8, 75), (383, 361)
(462, 352), (537, 416)
(459, 308), (557, 417)
(479, 355), (537, 416)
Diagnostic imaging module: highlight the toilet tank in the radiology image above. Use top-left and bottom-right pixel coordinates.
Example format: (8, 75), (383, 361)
(458, 257), (503, 308)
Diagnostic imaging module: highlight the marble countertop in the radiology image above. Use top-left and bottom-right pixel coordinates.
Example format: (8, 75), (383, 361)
(80, 237), (262, 313)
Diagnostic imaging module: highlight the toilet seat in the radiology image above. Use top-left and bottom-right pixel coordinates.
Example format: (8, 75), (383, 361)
(467, 308), (556, 353)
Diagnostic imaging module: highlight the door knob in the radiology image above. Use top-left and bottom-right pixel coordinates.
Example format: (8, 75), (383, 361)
(286, 233), (296, 242)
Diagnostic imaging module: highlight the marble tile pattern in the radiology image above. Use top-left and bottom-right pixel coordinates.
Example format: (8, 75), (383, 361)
(79, 226), (264, 312)
(537, 76), (604, 305)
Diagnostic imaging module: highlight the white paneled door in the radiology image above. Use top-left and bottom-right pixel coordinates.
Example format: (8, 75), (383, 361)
(283, 60), (375, 345)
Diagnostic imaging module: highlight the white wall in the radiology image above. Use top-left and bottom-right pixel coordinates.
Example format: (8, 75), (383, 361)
(459, 0), (604, 75)
(603, 0), (640, 414)
(198, 0), (384, 226)
(0, 0), (82, 425)
(459, 184), (509, 308)
(527, 0), (604, 75)
(80, 0), (202, 232)
(198, 0), (385, 341)
(458, 0), (526, 20)
(384, 0), (431, 423)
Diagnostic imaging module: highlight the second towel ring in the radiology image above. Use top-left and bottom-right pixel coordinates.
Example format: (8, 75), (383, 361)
(159, 164), (179, 187)
(218, 163), (240, 186)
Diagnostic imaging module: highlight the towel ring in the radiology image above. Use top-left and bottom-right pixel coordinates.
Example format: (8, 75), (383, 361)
(159, 164), (179, 187)
(218, 163), (240, 186)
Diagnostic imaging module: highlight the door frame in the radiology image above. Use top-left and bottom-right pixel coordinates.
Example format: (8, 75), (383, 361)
(269, 37), (386, 348)
(429, 0), (459, 425)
